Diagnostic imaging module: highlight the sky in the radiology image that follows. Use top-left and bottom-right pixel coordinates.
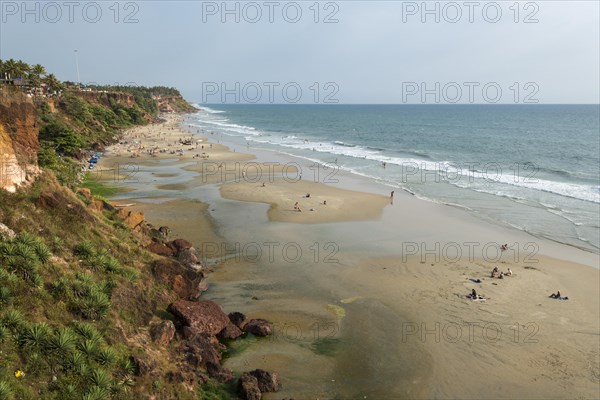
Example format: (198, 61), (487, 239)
(1, 0), (599, 104)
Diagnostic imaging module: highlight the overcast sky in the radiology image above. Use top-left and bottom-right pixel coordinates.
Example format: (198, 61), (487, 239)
(1, 1), (598, 104)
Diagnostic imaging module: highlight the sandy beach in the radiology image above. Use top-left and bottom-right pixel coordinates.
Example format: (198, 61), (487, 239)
(220, 178), (390, 224)
(98, 113), (600, 399)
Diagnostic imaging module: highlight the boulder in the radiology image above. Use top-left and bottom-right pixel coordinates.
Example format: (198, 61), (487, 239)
(238, 373), (262, 400)
(218, 323), (243, 340)
(117, 209), (145, 229)
(206, 362), (234, 383)
(178, 247), (199, 267)
(146, 242), (175, 257)
(249, 369), (280, 392)
(0, 222), (16, 239)
(179, 333), (222, 368)
(152, 259), (205, 299)
(170, 238), (193, 252)
(158, 226), (171, 237)
(228, 312), (247, 330)
(244, 319), (273, 337)
(149, 320), (176, 346)
(168, 300), (229, 336)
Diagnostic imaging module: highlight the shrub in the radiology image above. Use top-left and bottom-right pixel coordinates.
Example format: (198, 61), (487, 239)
(82, 385), (110, 400)
(18, 322), (52, 354)
(1, 309), (26, 332)
(74, 241), (95, 260)
(0, 286), (12, 306)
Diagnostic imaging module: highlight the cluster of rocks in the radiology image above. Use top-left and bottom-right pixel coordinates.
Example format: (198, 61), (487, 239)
(162, 300), (279, 399)
(105, 204), (280, 398)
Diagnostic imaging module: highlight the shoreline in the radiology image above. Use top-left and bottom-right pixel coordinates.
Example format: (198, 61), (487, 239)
(98, 112), (599, 399)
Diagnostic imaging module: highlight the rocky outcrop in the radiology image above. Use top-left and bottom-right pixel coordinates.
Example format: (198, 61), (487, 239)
(178, 333), (233, 382)
(0, 92), (39, 192)
(168, 300), (229, 336)
(152, 258), (206, 299)
(237, 369), (281, 399)
(238, 373), (262, 400)
(117, 208), (145, 229)
(248, 369), (280, 392)
(146, 241), (176, 257)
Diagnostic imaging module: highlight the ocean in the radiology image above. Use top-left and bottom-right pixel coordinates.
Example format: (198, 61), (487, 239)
(186, 104), (600, 254)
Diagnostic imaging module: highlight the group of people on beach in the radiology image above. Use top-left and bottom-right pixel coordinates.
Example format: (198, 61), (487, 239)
(491, 266), (512, 278)
(293, 194), (327, 213)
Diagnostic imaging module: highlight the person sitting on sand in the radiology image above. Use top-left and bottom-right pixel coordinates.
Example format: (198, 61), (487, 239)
(306, 193), (310, 198)
(323, 200), (327, 206)
(294, 202), (301, 212)
(491, 266), (499, 278)
(506, 268), (512, 276)
(471, 289), (477, 299)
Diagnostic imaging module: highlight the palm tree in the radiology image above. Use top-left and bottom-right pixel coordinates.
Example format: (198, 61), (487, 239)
(31, 64), (46, 77)
(14, 60), (30, 79)
(2, 59), (17, 80)
(28, 64), (46, 89)
(44, 73), (63, 94)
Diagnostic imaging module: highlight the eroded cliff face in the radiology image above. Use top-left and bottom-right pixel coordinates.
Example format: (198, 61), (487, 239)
(0, 92), (40, 192)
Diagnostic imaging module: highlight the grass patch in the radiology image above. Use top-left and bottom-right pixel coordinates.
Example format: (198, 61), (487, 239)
(80, 178), (121, 199)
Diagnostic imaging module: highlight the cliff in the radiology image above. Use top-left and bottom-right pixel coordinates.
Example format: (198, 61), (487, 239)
(0, 91), (40, 192)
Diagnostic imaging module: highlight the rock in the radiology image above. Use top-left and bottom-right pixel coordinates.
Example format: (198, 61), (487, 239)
(179, 333), (222, 368)
(178, 247), (199, 267)
(149, 320), (176, 346)
(218, 323), (243, 340)
(244, 319), (273, 337)
(249, 369), (280, 392)
(168, 300), (229, 336)
(146, 242), (175, 257)
(0, 222), (16, 239)
(238, 373), (262, 400)
(228, 312), (247, 330)
(170, 238), (193, 252)
(158, 226), (171, 237)
(152, 259), (205, 299)
(76, 187), (92, 201)
(117, 209), (145, 229)
(206, 362), (234, 383)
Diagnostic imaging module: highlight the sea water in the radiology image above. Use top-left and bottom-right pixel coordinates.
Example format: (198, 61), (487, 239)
(187, 104), (600, 254)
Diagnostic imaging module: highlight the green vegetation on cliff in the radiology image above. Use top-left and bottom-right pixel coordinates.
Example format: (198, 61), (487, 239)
(0, 63), (241, 399)
(1, 59), (198, 186)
